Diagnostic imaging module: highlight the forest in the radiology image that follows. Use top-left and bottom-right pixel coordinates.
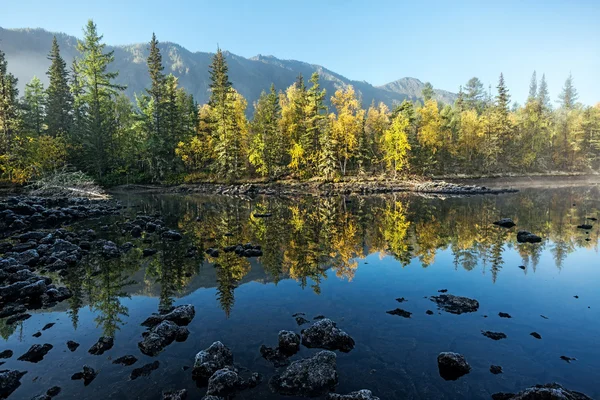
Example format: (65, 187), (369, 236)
(1, 20), (600, 186)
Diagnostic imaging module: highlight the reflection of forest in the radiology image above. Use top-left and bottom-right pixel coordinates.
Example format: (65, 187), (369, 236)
(10, 186), (596, 334)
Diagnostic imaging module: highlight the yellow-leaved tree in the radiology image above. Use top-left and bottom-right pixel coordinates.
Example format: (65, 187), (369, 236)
(329, 86), (365, 175)
(381, 112), (411, 178)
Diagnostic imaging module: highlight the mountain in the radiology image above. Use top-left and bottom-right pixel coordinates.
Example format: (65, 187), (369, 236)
(0, 27), (457, 112)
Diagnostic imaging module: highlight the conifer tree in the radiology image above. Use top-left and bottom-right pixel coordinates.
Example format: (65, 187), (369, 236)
(422, 82), (434, 102)
(558, 72), (578, 109)
(537, 73), (551, 111)
(249, 84), (284, 178)
(0, 48), (20, 152)
(464, 77), (485, 112)
(46, 36), (73, 137)
(22, 76), (47, 136)
(527, 71), (537, 103)
(304, 73), (327, 175)
(146, 33), (166, 169)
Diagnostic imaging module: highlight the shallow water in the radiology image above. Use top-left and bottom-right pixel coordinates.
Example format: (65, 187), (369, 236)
(2, 186), (600, 400)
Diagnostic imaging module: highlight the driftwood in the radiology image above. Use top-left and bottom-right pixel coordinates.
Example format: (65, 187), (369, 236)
(27, 170), (109, 199)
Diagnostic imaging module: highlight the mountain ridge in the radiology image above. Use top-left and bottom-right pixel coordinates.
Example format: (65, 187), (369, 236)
(0, 26), (457, 111)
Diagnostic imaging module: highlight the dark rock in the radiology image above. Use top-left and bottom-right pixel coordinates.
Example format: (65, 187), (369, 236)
(21, 280), (47, 298)
(192, 341), (234, 383)
(141, 304), (196, 327)
(143, 248), (157, 257)
(113, 355), (138, 366)
(574, 295), (579, 299)
(493, 218), (516, 228)
(269, 350), (338, 397)
(482, 331), (507, 340)
(426, 310), (434, 315)
(31, 393), (51, 400)
(46, 386), (61, 397)
(6, 313), (31, 325)
(130, 360), (160, 380)
(327, 390), (381, 400)
(295, 316), (310, 325)
(88, 336), (114, 355)
(138, 320), (189, 356)
(491, 383), (592, 400)
(517, 230), (542, 243)
(50, 239), (80, 254)
(386, 308), (412, 318)
(10, 249), (40, 266)
(301, 318), (355, 353)
(530, 332), (542, 339)
(242, 248), (262, 257)
(430, 294), (479, 314)
(11, 241), (37, 253)
(18, 343), (53, 363)
(206, 367), (244, 397)
(0, 370), (27, 399)
(42, 323), (55, 331)
(437, 352), (471, 381)
(66, 340), (80, 352)
(131, 225), (143, 238)
(0, 304), (26, 319)
(120, 242), (134, 252)
(314, 315), (326, 320)
(395, 297), (407, 303)
(163, 389), (187, 400)
(15, 231), (47, 243)
(519, 265), (526, 270)
(253, 213), (272, 218)
(438, 289), (448, 293)
(490, 365), (503, 374)
(206, 248), (219, 258)
(33, 332), (42, 338)
(0, 242), (13, 253)
(278, 330), (300, 355)
(260, 345), (290, 367)
(587, 217), (598, 221)
(79, 241), (91, 250)
(0, 350), (13, 359)
(577, 224), (593, 230)
(162, 230), (182, 241)
(100, 241), (121, 259)
(71, 365), (97, 386)
(46, 286), (72, 302)
(560, 356), (576, 363)
(499, 312), (512, 318)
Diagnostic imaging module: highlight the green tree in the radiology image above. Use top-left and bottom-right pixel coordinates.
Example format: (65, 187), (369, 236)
(527, 71), (537, 103)
(558, 72), (578, 109)
(537, 73), (551, 111)
(74, 20), (126, 178)
(464, 77), (486, 113)
(0, 48), (20, 154)
(304, 73), (327, 175)
(422, 82), (434, 102)
(249, 84), (284, 178)
(45, 36), (73, 137)
(22, 76), (47, 136)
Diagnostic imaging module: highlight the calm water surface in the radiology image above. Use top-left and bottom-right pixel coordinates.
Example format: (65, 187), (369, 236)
(2, 186), (600, 399)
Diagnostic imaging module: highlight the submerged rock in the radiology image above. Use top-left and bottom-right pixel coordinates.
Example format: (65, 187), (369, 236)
(491, 383), (592, 400)
(0, 350), (12, 359)
(66, 340), (80, 352)
(192, 341), (234, 383)
(430, 294), (479, 314)
(42, 323), (55, 331)
(0, 370), (27, 399)
(560, 356), (577, 363)
(386, 308), (412, 318)
(482, 331), (507, 340)
(260, 345), (290, 367)
(530, 332), (542, 340)
(269, 350), (338, 397)
(494, 219), (516, 228)
(206, 367), (244, 397)
(138, 320), (189, 356)
(46, 386), (61, 397)
(517, 231), (542, 243)
(490, 365), (503, 375)
(499, 312), (512, 318)
(141, 304), (195, 327)
(327, 390), (381, 400)
(71, 365), (97, 386)
(112, 355), (138, 366)
(143, 248), (157, 257)
(163, 389), (187, 400)
(301, 318), (355, 353)
(130, 361), (160, 380)
(295, 316), (310, 325)
(437, 352), (471, 381)
(278, 330), (301, 355)
(17, 343), (53, 363)
(88, 336), (114, 355)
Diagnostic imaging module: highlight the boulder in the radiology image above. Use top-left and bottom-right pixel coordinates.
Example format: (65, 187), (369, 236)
(99, 240), (120, 259)
(517, 231), (542, 244)
(386, 308), (412, 318)
(269, 350), (338, 397)
(577, 224), (593, 230)
(192, 341), (234, 383)
(131, 225), (143, 238)
(88, 336), (114, 355)
(21, 280), (48, 298)
(163, 389), (187, 400)
(141, 304), (195, 327)
(301, 319), (355, 353)
(491, 383), (592, 400)
(437, 352), (471, 381)
(10, 249), (39, 266)
(206, 367), (244, 397)
(482, 331), (507, 340)
(162, 230), (183, 241)
(278, 330), (300, 355)
(0, 350), (13, 359)
(18, 343), (53, 363)
(0, 370), (27, 399)
(66, 341), (80, 352)
(112, 355), (138, 366)
(490, 365), (503, 375)
(130, 361), (160, 380)
(327, 390), (381, 400)
(430, 294), (479, 314)
(143, 248), (157, 257)
(47, 386), (61, 397)
(71, 365), (97, 386)
(138, 320), (189, 356)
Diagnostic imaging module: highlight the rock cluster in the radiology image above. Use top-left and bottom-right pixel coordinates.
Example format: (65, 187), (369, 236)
(430, 294), (480, 314)
(301, 318), (355, 353)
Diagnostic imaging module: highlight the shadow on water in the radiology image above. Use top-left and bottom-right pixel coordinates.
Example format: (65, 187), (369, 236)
(2, 186), (600, 399)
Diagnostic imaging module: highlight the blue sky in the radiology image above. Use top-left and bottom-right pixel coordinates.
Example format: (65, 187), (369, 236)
(1, 0), (599, 105)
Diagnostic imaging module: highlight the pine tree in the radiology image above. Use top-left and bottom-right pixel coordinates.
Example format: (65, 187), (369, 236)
(45, 36), (73, 137)
(527, 71), (537, 103)
(304, 73), (327, 175)
(22, 76), (47, 136)
(0, 48), (20, 153)
(249, 84), (284, 178)
(464, 77), (485, 112)
(537, 73), (551, 111)
(146, 33), (166, 172)
(455, 85), (465, 112)
(558, 72), (578, 109)
(422, 82), (434, 102)
(74, 20), (126, 178)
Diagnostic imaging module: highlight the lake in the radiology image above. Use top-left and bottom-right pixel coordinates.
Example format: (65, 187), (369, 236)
(2, 185), (599, 399)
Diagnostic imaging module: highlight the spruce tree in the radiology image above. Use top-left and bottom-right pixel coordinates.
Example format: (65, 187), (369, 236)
(537, 73), (551, 110)
(464, 77), (485, 112)
(496, 73), (511, 114)
(0, 48), (20, 153)
(46, 36), (73, 137)
(304, 72), (327, 175)
(147, 33), (165, 141)
(527, 71), (537, 103)
(558, 72), (578, 109)
(422, 82), (434, 102)
(22, 76), (47, 136)
(249, 84), (283, 178)
(74, 20), (126, 178)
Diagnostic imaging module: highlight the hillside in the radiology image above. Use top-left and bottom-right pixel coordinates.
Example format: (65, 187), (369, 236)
(0, 27), (457, 110)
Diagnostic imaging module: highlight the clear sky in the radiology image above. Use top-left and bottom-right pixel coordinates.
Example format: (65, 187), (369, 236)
(1, 0), (599, 105)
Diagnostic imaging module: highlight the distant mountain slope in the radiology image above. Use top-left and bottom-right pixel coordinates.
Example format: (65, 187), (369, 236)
(0, 27), (457, 112)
